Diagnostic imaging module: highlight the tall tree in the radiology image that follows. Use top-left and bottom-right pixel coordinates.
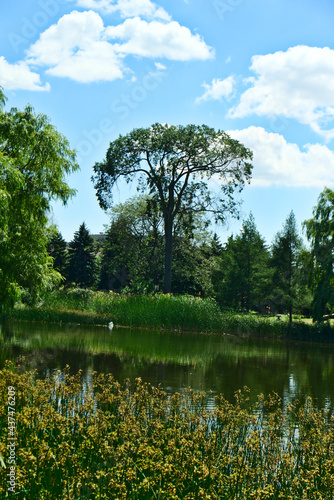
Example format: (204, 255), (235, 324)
(212, 214), (271, 310)
(270, 211), (303, 322)
(67, 223), (96, 288)
(303, 188), (334, 321)
(0, 89), (78, 309)
(92, 123), (253, 293)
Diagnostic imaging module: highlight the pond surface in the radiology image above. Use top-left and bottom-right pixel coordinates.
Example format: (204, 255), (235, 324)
(1, 320), (334, 409)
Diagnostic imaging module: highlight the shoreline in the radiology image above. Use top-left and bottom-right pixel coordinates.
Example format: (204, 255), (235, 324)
(3, 305), (334, 345)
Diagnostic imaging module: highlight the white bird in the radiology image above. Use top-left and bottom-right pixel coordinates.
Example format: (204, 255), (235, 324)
(108, 321), (114, 330)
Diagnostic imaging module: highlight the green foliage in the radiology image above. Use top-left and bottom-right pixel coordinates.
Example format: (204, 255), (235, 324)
(34, 289), (224, 332)
(99, 218), (138, 291)
(0, 96), (78, 310)
(67, 223), (96, 288)
(171, 235), (214, 297)
(99, 197), (164, 292)
(304, 188), (334, 321)
(92, 123), (253, 292)
(99, 195), (219, 296)
(1, 367), (334, 499)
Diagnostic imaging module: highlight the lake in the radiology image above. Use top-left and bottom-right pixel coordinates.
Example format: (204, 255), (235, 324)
(1, 320), (334, 409)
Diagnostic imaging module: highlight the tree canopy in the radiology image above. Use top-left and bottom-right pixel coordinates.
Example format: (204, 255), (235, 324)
(0, 88), (79, 309)
(92, 123), (253, 293)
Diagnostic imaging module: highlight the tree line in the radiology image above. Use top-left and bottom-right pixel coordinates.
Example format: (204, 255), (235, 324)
(47, 193), (333, 322)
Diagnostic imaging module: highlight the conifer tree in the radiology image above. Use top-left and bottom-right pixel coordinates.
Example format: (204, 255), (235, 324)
(213, 214), (271, 310)
(67, 223), (96, 288)
(270, 211), (303, 322)
(47, 230), (68, 280)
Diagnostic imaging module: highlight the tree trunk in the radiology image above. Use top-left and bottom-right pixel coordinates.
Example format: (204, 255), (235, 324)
(164, 218), (173, 294)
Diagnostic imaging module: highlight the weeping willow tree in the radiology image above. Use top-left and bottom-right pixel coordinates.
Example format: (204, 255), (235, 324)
(0, 88), (79, 310)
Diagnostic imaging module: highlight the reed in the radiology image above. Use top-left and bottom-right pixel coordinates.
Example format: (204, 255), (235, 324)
(0, 363), (333, 499)
(93, 292), (224, 332)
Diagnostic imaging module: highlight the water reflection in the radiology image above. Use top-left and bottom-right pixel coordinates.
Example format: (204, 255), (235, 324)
(1, 320), (334, 409)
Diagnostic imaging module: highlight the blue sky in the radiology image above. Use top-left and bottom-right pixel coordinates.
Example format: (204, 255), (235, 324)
(1, 0), (334, 245)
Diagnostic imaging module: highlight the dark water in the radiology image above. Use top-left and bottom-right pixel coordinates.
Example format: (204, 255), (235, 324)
(1, 320), (334, 408)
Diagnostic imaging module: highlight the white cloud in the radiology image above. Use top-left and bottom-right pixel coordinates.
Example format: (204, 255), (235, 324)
(26, 11), (124, 83)
(67, 0), (171, 20)
(106, 17), (214, 61)
(229, 46), (334, 141)
(25, 10), (212, 84)
(154, 62), (166, 70)
(0, 57), (50, 91)
(228, 126), (334, 187)
(196, 76), (234, 103)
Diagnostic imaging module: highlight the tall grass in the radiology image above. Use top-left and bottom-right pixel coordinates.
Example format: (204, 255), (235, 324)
(9, 290), (224, 333)
(1, 363), (334, 499)
(93, 292), (224, 332)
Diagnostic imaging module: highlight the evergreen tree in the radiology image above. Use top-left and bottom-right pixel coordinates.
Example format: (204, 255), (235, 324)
(270, 211), (303, 322)
(47, 229), (68, 280)
(213, 214), (272, 310)
(210, 233), (224, 257)
(99, 217), (140, 292)
(67, 223), (96, 288)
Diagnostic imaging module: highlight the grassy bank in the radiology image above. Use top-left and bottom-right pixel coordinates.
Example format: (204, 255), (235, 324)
(1, 363), (334, 499)
(5, 289), (334, 342)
